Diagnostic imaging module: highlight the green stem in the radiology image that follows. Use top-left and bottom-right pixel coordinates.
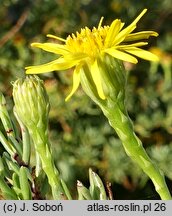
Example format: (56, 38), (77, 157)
(31, 128), (64, 199)
(101, 102), (171, 200)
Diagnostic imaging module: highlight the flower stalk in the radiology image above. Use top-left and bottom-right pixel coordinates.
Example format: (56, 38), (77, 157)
(102, 102), (171, 200)
(29, 128), (64, 199)
(12, 76), (65, 199)
(80, 56), (171, 200)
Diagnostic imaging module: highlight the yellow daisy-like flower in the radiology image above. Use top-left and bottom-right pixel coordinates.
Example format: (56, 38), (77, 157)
(26, 9), (158, 101)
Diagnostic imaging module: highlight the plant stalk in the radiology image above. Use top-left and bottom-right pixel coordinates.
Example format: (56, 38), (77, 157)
(31, 128), (64, 199)
(101, 102), (171, 200)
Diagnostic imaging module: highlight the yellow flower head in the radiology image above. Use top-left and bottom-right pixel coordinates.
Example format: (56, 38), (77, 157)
(26, 9), (158, 101)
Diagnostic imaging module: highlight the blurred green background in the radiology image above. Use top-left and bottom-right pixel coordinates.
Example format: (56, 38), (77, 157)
(0, 0), (172, 199)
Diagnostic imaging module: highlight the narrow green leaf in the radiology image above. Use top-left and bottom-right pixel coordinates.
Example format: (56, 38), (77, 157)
(9, 136), (23, 158)
(12, 173), (22, 199)
(0, 157), (5, 175)
(0, 130), (14, 156)
(77, 180), (92, 200)
(0, 176), (18, 200)
(19, 166), (32, 200)
(1, 153), (12, 179)
(89, 168), (107, 200)
(60, 179), (72, 200)
(12, 173), (20, 189)
(0, 92), (16, 138)
(3, 152), (20, 175)
(14, 111), (31, 165)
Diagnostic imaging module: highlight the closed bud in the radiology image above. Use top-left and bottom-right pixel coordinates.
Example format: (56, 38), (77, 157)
(12, 75), (50, 131)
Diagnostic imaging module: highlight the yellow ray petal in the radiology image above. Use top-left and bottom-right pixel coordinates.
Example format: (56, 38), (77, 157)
(47, 34), (66, 42)
(116, 42), (148, 49)
(125, 47), (159, 61)
(125, 31), (159, 42)
(113, 9), (147, 45)
(25, 58), (77, 74)
(31, 43), (69, 55)
(90, 60), (106, 99)
(64, 53), (88, 61)
(98, 17), (104, 29)
(104, 48), (138, 64)
(104, 19), (123, 47)
(65, 65), (82, 101)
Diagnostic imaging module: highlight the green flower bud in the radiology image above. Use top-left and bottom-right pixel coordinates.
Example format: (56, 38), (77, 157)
(12, 75), (50, 132)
